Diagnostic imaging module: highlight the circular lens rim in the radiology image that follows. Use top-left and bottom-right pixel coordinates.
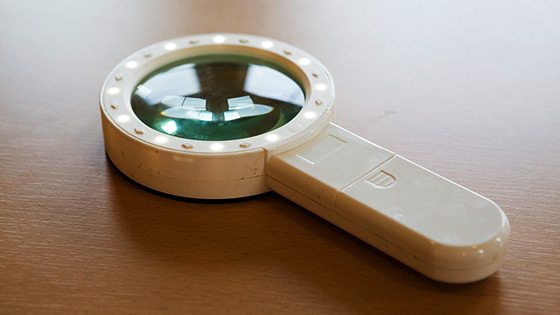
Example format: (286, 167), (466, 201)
(100, 33), (335, 154)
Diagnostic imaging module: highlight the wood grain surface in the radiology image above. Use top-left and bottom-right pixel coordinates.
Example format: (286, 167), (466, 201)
(1, 0), (559, 313)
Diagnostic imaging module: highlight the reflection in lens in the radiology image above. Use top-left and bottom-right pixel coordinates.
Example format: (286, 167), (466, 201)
(131, 54), (305, 141)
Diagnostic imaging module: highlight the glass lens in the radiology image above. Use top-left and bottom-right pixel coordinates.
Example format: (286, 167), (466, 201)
(131, 54), (305, 141)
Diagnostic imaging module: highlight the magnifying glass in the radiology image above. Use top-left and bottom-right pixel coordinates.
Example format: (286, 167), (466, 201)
(100, 34), (509, 283)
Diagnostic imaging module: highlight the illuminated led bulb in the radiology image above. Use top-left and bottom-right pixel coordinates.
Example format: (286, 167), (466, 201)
(304, 111), (317, 119)
(125, 61), (138, 68)
(299, 58), (311, 65)
(315, 83), (327, 91)
(213, 35), (226, 43)
(210, 143), (224, 151)
(107, 87), (120, 95)
(117, 115), (130, 123)
(155, 136), (168, 144)
(261, 41), (274, 49)
(164, 42), (177, 50)
(266, 134), (279, 142)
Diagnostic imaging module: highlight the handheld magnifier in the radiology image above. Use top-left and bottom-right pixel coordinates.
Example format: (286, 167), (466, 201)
(100, 34), (510, 283)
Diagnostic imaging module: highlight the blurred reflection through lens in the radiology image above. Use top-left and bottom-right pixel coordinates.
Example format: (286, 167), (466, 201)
(131, 54), (305, 141)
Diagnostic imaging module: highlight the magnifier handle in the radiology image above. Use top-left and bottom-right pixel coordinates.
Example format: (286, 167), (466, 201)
(266, 123), (509, 283)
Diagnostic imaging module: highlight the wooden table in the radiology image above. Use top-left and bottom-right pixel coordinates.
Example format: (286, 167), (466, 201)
(1, 1), (559, 313)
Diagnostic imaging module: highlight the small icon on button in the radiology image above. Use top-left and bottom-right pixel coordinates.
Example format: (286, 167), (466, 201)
(367, 171), (396, 188)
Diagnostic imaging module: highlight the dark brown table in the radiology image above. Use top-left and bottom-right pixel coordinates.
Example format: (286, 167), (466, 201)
(1, 1), (559, 313)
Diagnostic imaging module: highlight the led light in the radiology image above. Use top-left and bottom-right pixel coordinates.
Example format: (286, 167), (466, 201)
(261, 41), (274, 49)
(117, 115), (130, 123)
(304, 111), (317, 119)
(155, 136), (168, 144)
(210, 143), (224, 151)
(266, 134), (279, 142)
(107, 87), (120, 95)
(315, 83), (327, 91)
(164, 42), (177, 50)
(298, 58), (311, 65)
(125, 61), (138, 68)
(213, 35), (226, 43)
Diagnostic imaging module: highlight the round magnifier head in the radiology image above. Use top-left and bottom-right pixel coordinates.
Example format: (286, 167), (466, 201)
(100, 34), (334, 198)
(131, 54), (306, 141)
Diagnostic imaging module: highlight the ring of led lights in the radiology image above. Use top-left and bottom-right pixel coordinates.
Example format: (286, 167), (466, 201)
(100, 33), (335, 198)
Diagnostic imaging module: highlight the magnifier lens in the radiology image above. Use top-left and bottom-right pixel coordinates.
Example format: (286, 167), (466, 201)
(131, 54), (305, 141)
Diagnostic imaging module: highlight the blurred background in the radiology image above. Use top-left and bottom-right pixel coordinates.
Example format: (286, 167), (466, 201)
(1, 0), (559, 313)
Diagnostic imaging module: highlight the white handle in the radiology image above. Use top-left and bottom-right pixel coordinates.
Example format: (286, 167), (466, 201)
(266, 123), (509, 283)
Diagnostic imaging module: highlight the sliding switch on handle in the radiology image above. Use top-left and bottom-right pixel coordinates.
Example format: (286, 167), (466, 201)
(266, 122), (510, 283)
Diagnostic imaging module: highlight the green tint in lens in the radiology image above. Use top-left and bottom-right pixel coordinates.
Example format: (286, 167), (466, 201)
(131, 54), (306, 141)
